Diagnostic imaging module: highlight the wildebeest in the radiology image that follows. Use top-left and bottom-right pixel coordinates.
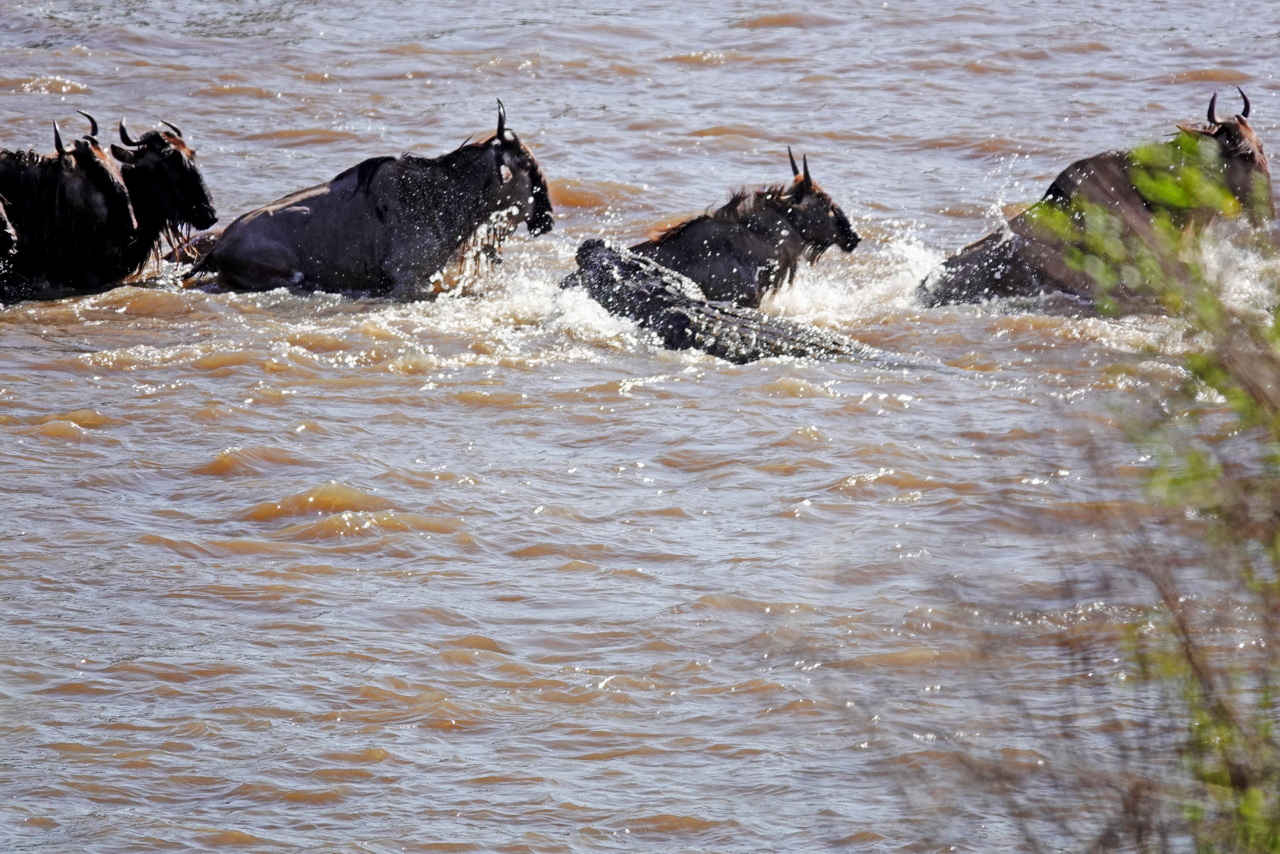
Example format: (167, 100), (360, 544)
(198, 101), (553, 296)
(0, 119), (137, 302)
(919, 89), (1273, 312)
(627, 150), (861, 307)
(101, 118), (217, 281)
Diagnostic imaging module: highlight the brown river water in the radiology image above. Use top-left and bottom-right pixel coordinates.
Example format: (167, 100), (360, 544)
(3, 1), (1279, 850)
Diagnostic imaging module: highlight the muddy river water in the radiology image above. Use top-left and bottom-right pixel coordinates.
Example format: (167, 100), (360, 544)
(2, 1), (1278, 850)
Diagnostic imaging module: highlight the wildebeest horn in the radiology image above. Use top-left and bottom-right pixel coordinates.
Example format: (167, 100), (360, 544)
(803, 154), (812, 185)
(788, 146), (800, 179)
(1208, 92), (1220, 125)
(77, 110), (99, 138)
(161, 120), (183, 138)
(496, 99), (506, 139)
(53, 121), (67, 156)
(1237, 86), (1251, 119)
(119, 120), (140, 147)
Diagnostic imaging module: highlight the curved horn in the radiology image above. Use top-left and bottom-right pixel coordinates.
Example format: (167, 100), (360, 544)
(1237, 85), (1251, 119)
(803, 153), (812, 184)
(496, 98), (507, 139)
(1208, 92), (1221, 125)
(161, 120), (183, 138)
(118, 119), (140, 147)
(53, 121), (66, 156)
(788, 146), (800, 179)
(77, 110), (99, 138)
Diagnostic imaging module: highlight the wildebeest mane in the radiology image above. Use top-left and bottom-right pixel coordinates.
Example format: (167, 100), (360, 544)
(2, 149), (42, 170)
(388, 138), (497, 194)
(429, 134), (510, 179)
(715, 185), (789, 220)
(652, 185), (790, 246)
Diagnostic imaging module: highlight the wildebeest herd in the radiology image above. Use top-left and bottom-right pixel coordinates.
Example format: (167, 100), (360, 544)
(0, 93), (1271, 362)
(0, 112), (215, 302)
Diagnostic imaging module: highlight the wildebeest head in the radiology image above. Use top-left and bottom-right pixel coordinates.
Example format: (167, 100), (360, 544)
(1176, 87), (1273, 224)
(112, 119), (218, 233)
(481, 100), (554, 236)
(53, 120), (137, 247)
(781, 148), (860, 262)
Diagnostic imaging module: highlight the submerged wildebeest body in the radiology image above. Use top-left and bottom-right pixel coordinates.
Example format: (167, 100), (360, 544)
(0, 119), (137, 302)
(564, 240), (907, 365)
(920, 90), (1273, 312)
(628, 151), (860, 307)
(101, 119), (217, 282)
(200, 102), (553, 296)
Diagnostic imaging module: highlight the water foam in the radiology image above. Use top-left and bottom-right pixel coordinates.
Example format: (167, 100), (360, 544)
(763, 231), (948, 327)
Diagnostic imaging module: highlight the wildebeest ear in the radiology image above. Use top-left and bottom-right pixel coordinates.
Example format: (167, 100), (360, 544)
(111, 143), (139, 163)
(1176, 122), (1213, 136)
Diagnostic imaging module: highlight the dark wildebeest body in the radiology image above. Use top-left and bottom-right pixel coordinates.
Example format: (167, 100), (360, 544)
(102, 119), (217, 282)
(201, 102), (552, 297)
(0, 122), (137, 303)
(920, 90), (1273, 312)
(563, 240), (916, 365)
(628, 152), (860, 307)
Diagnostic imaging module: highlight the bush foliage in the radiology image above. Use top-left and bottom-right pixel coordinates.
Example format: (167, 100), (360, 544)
(1047, 128), (1280, 851)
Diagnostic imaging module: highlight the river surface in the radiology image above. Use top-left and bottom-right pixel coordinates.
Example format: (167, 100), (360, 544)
(2, 1), (1279, 851)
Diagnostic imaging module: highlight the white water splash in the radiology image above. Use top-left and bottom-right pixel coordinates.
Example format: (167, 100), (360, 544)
(763, 232), (948, 328)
